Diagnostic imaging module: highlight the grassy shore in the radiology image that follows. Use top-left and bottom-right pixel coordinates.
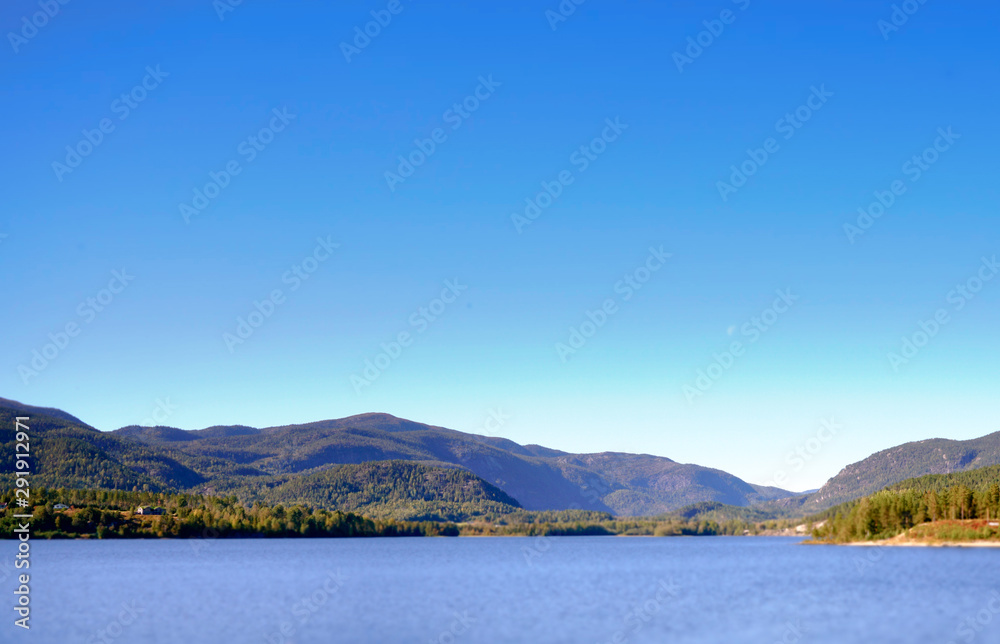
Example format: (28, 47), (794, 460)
(810, 519), (1000, 547)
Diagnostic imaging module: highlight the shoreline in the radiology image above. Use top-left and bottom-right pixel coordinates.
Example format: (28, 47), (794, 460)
(810, 519), (1000, 548)
(842, 539), (1000, 548)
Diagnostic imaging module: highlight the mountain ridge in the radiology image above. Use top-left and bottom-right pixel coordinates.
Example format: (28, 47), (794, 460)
(0, 399), (796, 515)
(9, 397), (996, 518)
(802, 430), (1000, 511)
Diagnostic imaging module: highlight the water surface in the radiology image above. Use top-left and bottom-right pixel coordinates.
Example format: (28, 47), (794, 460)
(1, 537), (996, 643)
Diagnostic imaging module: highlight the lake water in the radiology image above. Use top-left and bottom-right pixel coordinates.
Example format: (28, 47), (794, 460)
(1, 536), (997, 643)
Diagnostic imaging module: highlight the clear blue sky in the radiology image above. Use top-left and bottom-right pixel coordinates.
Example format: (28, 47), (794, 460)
(2, 0), (998, 491)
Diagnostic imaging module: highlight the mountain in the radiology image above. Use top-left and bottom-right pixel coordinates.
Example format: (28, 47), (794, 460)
(0, 404), (262, 492)
(112, 412), (801, 514)
(802, 431), (1000, 511)
(215, 460), (524, 522)
(811, 464), (1000, 543)
(11, 395), (999, 521)
(0, 398), (796, 516)
(0, 396), (92, 427)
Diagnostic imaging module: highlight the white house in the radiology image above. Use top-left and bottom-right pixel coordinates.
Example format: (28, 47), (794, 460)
(54, 503), (69, 510)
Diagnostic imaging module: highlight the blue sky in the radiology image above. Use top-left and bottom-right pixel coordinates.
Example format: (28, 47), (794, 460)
(2, 0), (998, 491)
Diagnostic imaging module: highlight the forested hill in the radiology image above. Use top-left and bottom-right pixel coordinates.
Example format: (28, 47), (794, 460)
(0, 405), (521, 521)
(0, 396), (91, 427)
(811, 464), (1000, 543)
(0, 404), (271, 491)
(213, 461), (524, 522)
(0, 398), (797, 516)
(803, 432), (1000, 511)
(10, 397), (1000, 522)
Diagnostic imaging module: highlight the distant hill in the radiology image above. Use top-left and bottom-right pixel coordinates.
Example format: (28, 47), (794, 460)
(213, 461), (523, 522)
(0, 396), (92, 428)
(813, 464), (1000, 522)
(111, 412), (800, 514)
(802, 432), (1000, 511)
(14, 397), (1000, 520)
(668, 501), (783, 524)
(0, 406), (263, 492)
(811, 464), (1000, 543)
(0, 399), (797, 516)
(884, 464), (1000, 496)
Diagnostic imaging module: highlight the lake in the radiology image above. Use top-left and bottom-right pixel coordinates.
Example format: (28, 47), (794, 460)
(1, 536), (996, 643)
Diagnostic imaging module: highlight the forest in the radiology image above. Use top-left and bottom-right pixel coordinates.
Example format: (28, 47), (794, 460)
(0, 487), (781, 539)
(210, 461), (525, 522)
(810, 465), (1000, 543)
(0, 487), (459, 539)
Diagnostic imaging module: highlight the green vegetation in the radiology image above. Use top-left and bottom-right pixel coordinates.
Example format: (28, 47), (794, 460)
(670, 501), (783, 523)
(803, 432), (1000, 512)
(0, 402), (797, 518)
(810, 465), (1000, 543)
(0, 406), (257, 492)
(24, 398), (1000, 539)
(906, 520), (1000, 542)
(0, 488), (459, 539)
(211, 461), (524, 522)
(0, 405), (521, 523)
(0, 488), (792, 539)
(0, 402), (814, 536)
(459, 506), (785, 537)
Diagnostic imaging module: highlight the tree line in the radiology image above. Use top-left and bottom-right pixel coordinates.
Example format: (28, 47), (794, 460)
(0, 487), (459, 539)
(1, 487), (787, 539)
(812, 466), (1000, 543)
